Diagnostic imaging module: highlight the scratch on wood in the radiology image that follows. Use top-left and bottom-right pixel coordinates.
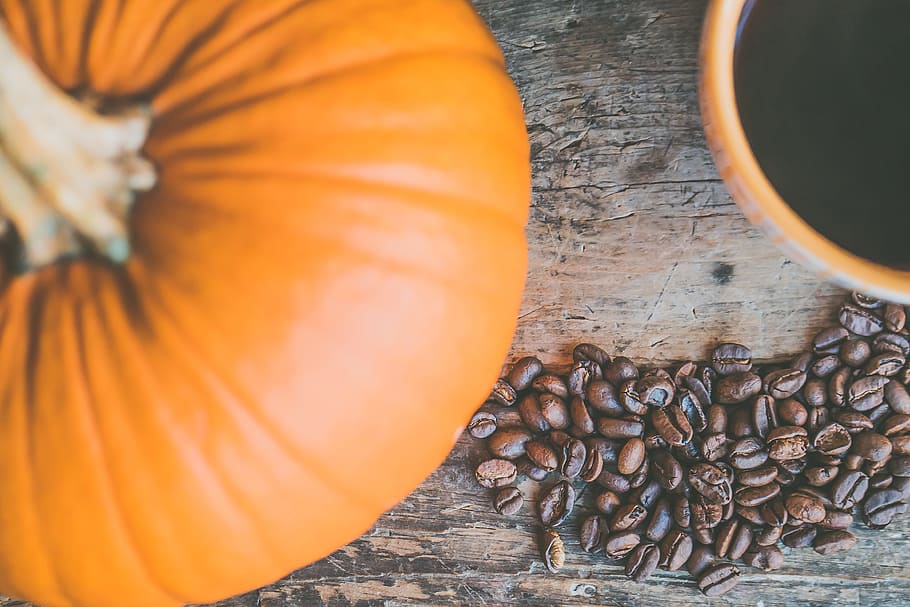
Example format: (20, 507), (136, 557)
(646, 262), (679, 322)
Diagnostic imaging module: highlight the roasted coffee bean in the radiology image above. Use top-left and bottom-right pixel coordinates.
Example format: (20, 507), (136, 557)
(751, 395), (778, 439)
(568, 396), (595, 438)
(892, 476), (910, 499)
(734, 483), (781, 507)
(882, 414), (910, 437)
(539, 481), (576, 527)
(848, 375), (888, 411)
(468, 411), (497, 439)
(580, 447), (604, 482)
(699, 365), (718, 394)
(539, 528), (565, 573)
(707, 404), (728, 434)
(782, 524), (817, 548)
(525, 439), (559, 472)
(738, 464), (778, 487)
(568, 360), (601, 396)
(619, 380), (648, 416)
(829, 366), (852, 407)
(853, 431), (893, 462)
(611, 503), (649, 532)
(716, 371), (763, 404)
(603, 531), (641, 559)
(637, 375), (675, 408)
(805, 464), (839, 487)
(814, 530), (857, 555)
(508, 356), (544, 391)
(862, 488), (907, 528)
(692, 527), (714, 545)
(785, 493), (826, 524)
(493, 487), (523, 515)
(652, 405), (694, 446)
(891, 455), (910, 477)
(643, 430), (669, 451)
(778, 398), (809, 426)
(578, 514), (606, 553)
(814, 326), (849, 353)
(760, 498), (789, 527)
(865, 352), (906, 377)
(853, 292), (884, 309)
(595, 490), (622, 515)
(776, 468), (798, 487)
(729, 405), (756, 438)
(844, 453), (865, 471)
(869, 472), (893, 491)
(659, 529), (693, 571)
(764, 368), (807, 399)
(625, 543), (660, 582)
(518, 394), (550, 434)
(743, 545), (783, 571)
(674, 361), (699, 384)
(597, 417), (645, 439)
(701, 432), (729, 462)
(768, 425), (809, 461)
(778, 456), (808, 475)
(516, 456), (549, 481)
(814, 422), (852, 455)
(869, 402), (892, 426)
(713, 343), (753, 375)
(626, 480), (660, 511)
(475, 459), (518, 488)
(819, 509), (854, 529)
(874, 332), (910, 357)
(645, 499), (672, 542)
(803, 378), (828, 407)
(754, 524), (783, 546)
(687, 545), (716, 577)
(651, 449), (684, 491)
(840, 339), (873, 367)
(538, 393), (571, 430)
(561, 438), (587, 478)
(686, 376), (713, 409)
(627, 455), (650, 489)
(835, 410), (874, 434)
(490, 378), (518, 406)
(586, 380), (624, 416)
(604, 356), (639, 386)
(698, 563), (741, 597)
(795, 486), (834, 509)
(688, 463), (733, 505)
(714, 519), (739, 558)
(811, 355), (841, 378)
(691, 496), (724, 530)
(840, 302), (885, 336)
(585, 437), (620, 465)
(807, 405), (831, 434)
(679, 388), (709, 433)
(533, 374), (570, 399)
(573, 343), (610, 367)
(673, 496), (692, 528)
(793, 351), (814, 373)
(597, 469), (631, 494)
(736, 505), (766, 525)
(618, 438), (646, 475)
(885, 303), (907, 332)
(730, 437), (769, 470)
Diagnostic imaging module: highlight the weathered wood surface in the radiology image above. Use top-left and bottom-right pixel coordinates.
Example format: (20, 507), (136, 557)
(195, 1), (903, 606)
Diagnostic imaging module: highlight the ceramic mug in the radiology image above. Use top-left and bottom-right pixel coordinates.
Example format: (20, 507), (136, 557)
(699, 0), (910, 304)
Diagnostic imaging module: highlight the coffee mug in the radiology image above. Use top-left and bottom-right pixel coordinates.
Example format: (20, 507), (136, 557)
(699, 0), (910, 303)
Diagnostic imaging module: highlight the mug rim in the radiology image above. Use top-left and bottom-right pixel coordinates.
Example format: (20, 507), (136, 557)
(699, 0), (910, 303)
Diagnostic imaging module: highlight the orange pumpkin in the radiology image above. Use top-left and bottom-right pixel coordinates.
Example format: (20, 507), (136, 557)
(0, 1), (530, 606)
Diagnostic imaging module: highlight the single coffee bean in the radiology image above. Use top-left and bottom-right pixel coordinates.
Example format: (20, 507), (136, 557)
(752, 395), (778, 439)
(585, 437), (620, 465)
(767, 425), (809, 461)
(760, 498), (789, 527)
(891, 455), (910, 477)
(679, 388), (709, 433)
(701, 432), (729, 462)
(625, 543), (660, 582)
(475, 459), (518, 488)
(539, 528), (565, 573)
(467, 411), (497, 439)
(840, 339), (873, 367)
(597, 417), (645, 439)
(493, 487), (523, 515)
(698, 563), (741, 597)
(852, 292), (884, 309)
(840, 303), (885, 336)
(652, 405), (694, 447)
(777, 398), (809, 426)
(844, 453), (864, 471)
(508, 356), (544, 391)
(793, 351), (814, 373)
(674, 361), (699, 384)
(539, 480), (576, 527)
(743, 544), (784, 571)
(518, 394), (550, 434)
(814, 326), (849, 353)
(573, 343), (610, 367)
(603, 356), (639, 387)
(737, 464), (778, 487)
(849, 375), (888, 411)
(516, 456), (549, 481)
(525, 439), (559, 472)
(651, 449), (684, 491)
(586, 380), (624, 416)
(673, 496), (692, 528)
(883, 414), (910, 439)
(795, 486), (834, 509)
(734, 483), (781, 507)
(778, 456), (808, 475)
(568, 360), (601, 397)
(835, 410), (874, 434)
(716, 371), (763, 404)
(729, 405), (755, 438)
(687, 545), (716, 577)
(829, 366), (852, 407)
(533, 374), (570, 399)
(688, 463), (733, 505)
(490, 378), (518, 406)
(811, 355), (841, 378)
(736, 505), (765, 525)
(618, 379), (648, 416)
(595, 490), (622, 515)
(596, 468), (631, 494)
(870, 471), (894, 490)
(874, 332), (910, 357)
(660, 529), (693, 571)
(805, 465), (839, 487)
(568, 396), (595, 438)
(785, 493), (826, 524)
(853, 431), (893, 462)
(712, 343), (753, 375)
(561, 438), (587, 478)
(754, 524), (783, 546)
(729, 437), (769, 470)
(631, 479), (664, 509)
(892, 476), (910, 499)
(618, 438), (646, 475)
(637, 375), (675, 408)
(819, 509), (854, 529)
(692, 527), (714, 545)
(764, 368), (807, 399)
(814, 422), (852, 455)
(643, 430), (669, 451)
(714, 519), (739, 558)
(579, 447), (604, 482)
(803, 378), (828, 407)
(603, 531), (641, 559)
(807, 406), (831, 434)
(699, 365), (718, 393)
(645, 499), (672, 542)
(869, 402), (892, 426)
(691, 496), (724, 530)
(782, 524), (817, 548)
(627, 455), (650, 489)
(814, 530), (857, 555)
(611, 503), (649, 532)
(862, 488), (907, 528)
(538, 393), (571, 430)
(707, 404), (728, 434)
(578, 514), (606, 553)
(885, 303), (907, 332)
(865, 352), (906, 377)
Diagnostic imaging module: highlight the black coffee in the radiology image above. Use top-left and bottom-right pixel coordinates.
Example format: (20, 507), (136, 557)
(734, 0), (910, 268)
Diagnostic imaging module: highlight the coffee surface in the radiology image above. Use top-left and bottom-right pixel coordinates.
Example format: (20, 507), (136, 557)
(735, 0), (910, 268)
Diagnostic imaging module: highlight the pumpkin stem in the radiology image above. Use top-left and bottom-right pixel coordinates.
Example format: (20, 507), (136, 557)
(0, 20), (155, 270)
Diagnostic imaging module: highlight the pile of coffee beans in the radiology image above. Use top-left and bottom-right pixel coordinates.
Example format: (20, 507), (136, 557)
(467, 292), (910, 596)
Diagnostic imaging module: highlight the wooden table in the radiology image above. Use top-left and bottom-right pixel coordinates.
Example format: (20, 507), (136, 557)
(210, 1), (910, 605)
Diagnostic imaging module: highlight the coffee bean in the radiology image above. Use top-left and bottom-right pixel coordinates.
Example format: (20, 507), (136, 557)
(768, 425), (809, 461)
(869, 402), (892, 426)
(698, 563), (741, 597)
(891, 455), (910, 477)
(468, 411), (497, 439)
(586, 380), (624, 416)
(734, 483), (781, 507)
(625, 543), (660, 582)
(870, 471), (894, 490)
(679, 388), (709, 433)
(687, 545), (716, 577)
(652, 405), (693, 446)
(716, 371), (763, 404)
(848, 375), (888, 411)
(691, 496), (724, 530)
(627, 455), (650, 489)
(814, 326), (849, 353)
(578, 514), (606, 553)
(493, 487), (523, 515)
(508, 356), (544, 391)
(819, 509), (854, 529)
(760, 498), (789, 527)
(785, 493), (826, 524)
(568, 396), (595, 438)
(658, 529), (693, 571)
(730, 437), (769, 470)
(764, 368), (807, 399)
(882, 414), (910, 437)
(650, 449), (684, 491)
(603, 531), (641, 559)
(737, 464), (778, 487)
(793, 351), (814, 373)
(579, 446), (604, 483)
(595, 490), (622, 515)
(853, 292), (884, 309)
(673, 496), (692, 528)
(713, 343), (753, 375)
(539, 528), (565, 573)
(743, 544), (783, 571)
(611, 503), (649, 532)
(539, 480), (576, 527)
(637, 375), (675, 408)
(865, 352), (906, 377)
(892, 476), (910, 499)
(573, 343), (610, 367)
(585, 437), (620, 465)
(707, 404), (729, 434)
(840, 339), (872, 367)
(526, 439), (559, 472)
(701, 432), (729, 462)
(490, 378), (518, 406)
(782, 524), (817, 548)
(604, 356), (639, 386)
(674, 361), (699, 385)
(814, 530), (857, 555)
(874, 332), (910, 357)
(778, 456), (808, 476)
(616, 379), (648, 417)
(805, 464), (839, 487)
(862, 488), (907, 528)
(840, 303), (885, 336)
(835, 410), (874, 434)
(645, 499), (672, 542)
(803, 378), (828, 407)
(853, 431), (893, 462)
(568, 360), (602, 397)
(518, 394), (550, 434)
(728, 405), (755, 438)
(596, 468), (631, 494)
(829, 366), (852, 407)
(618, 438), (646, 475)
(685, 376), (713, 410)
(561, 438), (587, 478)
(643, 430), (669, 451)
(714, 519), (739, 558)
(751, 395), (778, 439)
(736, 505), (766, 525)
(692, 527), (714, 545)
(796, 485), (835, 509)
(597, 417), (645, 439)
(778, 398), (809, 426)
(475, 459), (518, 488)
(755, 524), (783, 546)
(844, 453), (864, 471)
(884, 303), (907, 332)
(814, 422), (852, 456)
(811, 355), (841, 377)
(689, 463), (733, 505)
(533, 374), (570, 399)
(516, 457), (550, 481)
(629, 479), (663, 510)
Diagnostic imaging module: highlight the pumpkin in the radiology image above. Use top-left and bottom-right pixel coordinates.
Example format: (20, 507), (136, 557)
(0, 1), (530, 606)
